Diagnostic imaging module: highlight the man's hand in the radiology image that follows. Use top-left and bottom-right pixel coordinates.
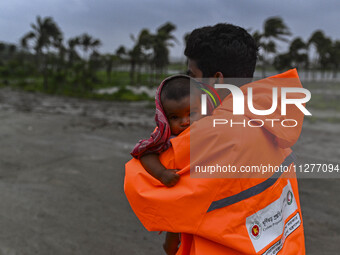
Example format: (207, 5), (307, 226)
(159, 169), (180, 187)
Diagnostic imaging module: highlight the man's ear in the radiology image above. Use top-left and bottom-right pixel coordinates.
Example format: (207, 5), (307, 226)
(214, 72), (224, 84)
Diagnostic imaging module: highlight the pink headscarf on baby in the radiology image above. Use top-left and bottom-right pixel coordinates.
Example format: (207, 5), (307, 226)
(130, 74), (216, 159)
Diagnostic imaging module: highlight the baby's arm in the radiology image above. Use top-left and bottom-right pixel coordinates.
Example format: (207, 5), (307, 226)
(163, 232), (180, 255)
(140, 153), (180, 187)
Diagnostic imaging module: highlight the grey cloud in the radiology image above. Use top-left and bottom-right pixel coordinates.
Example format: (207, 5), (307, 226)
(0, 0), (339, 58)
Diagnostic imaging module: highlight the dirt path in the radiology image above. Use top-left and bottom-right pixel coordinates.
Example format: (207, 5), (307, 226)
(0, 88), (339, 254)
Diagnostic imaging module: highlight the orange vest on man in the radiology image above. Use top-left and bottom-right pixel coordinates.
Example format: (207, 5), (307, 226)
(125, 69), (306, 254)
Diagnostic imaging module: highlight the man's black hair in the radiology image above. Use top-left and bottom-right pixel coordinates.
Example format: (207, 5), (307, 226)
(161, 76), (191, 103)
(184, 23), (258, 78)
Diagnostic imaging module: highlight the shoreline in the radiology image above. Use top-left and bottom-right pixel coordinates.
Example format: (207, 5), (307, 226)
(0, 87), (339, 254)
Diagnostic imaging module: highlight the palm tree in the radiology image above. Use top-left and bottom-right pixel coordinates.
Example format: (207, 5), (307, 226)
(116, 46), (126, 57)
(128, 29), (153, 85)
(126, 23), (176, 85)
(257, 16), (291, 77)
(68, 33), (101, 90)
(20, 16), (63, 90)
(48, 37), (67, 87)
(102, 53), (120, 83)
(135, 29), (153, 83)
(77, 33), (101, 61)
(0, 42), (5, 52)
(115, 45), (127, 68)
(67, 37), (81, 68)
(263, 17), (291, 41)
(308, 30), (332, 79)
(0, 43), (6, 64)
(88, 50), (102, 83)
(65, 37), (83, 88)
(8, 44), (17, 57)
(128, 45), (142, 85)
(153, 22), (177, 76)
(273, 53), (292, 72)
(319, 37), (332, 79)
(330, 40), (340, 79)
(289, 37), (308, 74)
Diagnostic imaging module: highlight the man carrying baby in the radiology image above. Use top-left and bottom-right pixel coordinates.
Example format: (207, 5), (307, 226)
(125, 23), (306, 255)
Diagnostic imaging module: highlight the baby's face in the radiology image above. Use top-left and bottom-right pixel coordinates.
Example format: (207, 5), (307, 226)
(163, 93), (203, 135)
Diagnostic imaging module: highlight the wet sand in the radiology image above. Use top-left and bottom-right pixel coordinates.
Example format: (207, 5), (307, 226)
(0, 87), (339, 254)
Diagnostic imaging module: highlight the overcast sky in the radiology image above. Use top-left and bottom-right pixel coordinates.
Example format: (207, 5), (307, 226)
(1, 0), (339, 59)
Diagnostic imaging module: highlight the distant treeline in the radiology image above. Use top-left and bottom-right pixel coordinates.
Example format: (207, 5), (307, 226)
(0, 16), (339, 96)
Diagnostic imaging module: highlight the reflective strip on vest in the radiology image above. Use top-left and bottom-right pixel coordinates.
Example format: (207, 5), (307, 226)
(207, 152), (296, 212)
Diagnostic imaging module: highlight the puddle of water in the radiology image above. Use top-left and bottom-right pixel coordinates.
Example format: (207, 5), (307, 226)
(95, 86), (156, 97)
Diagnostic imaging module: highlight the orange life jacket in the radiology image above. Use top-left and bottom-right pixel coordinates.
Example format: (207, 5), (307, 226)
(125, 69), (306, 254)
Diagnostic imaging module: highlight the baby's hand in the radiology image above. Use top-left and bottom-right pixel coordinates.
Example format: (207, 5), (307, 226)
(159, 169), (180, 187)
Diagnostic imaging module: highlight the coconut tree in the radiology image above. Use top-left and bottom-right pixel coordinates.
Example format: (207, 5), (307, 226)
(116, 46), (126, 58)
(289, 37), (308, 74)
(152, 22), (177, 76)
(273, 53), (292, 72)
(308, 30), (332, 79)
(330, 40), (340, 79)
(257, 16), (291, 77)
(20, 16), (63, 90)
(88, 50), (102, 83)
(67, 37), (81, 68)
(0, 42), (5, 53)
(65, 37), (83, 88)
(102, 53), (120, 83)
(126, 23), (177, 85)
(69, 33), (101, 90)
(135, 29), (153, 83)
(8, 44), (17, 57)
(319, 37), (332, 79)
(77, 33), (101, 61)
(51, 38), (67, 85)
(263, 17), (291, 41)
(115, 45), (127, 67)
(128, 45), (142, 85)
(0, 43), (7, 64)
(128, 29), (153, 85)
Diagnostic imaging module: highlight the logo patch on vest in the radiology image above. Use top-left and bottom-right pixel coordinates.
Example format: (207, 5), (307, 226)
(250, 221), (261, 239)
(245, 180), (299, 253)
(287, 190), (293, 205)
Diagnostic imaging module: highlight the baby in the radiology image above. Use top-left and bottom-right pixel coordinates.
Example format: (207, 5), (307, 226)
(138, 75), (204, 187)
(131, 75), (207, 255)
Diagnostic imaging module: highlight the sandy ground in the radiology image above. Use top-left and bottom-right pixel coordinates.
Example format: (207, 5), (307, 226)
(0, 87), (339, 255)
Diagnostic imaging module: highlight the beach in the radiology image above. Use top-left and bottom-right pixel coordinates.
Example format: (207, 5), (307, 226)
(0, 87), (339, 254)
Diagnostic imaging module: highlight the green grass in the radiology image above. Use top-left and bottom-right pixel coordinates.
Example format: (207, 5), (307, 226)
(94, 70), (169, 89)
(305, 116), (340, 124)
(303, 81), (340, 90)
(168, 62), (187, 72)
(2, 70), (340, 108)
(307, 94), (340, 111)
(0, 71), (157, 102)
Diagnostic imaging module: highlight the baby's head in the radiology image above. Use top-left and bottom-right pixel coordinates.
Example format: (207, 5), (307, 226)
(160, 76), (203, 135)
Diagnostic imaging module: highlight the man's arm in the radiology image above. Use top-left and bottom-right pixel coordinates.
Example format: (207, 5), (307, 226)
(124, 129), (223, 233)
